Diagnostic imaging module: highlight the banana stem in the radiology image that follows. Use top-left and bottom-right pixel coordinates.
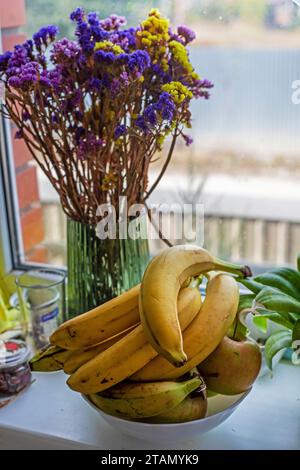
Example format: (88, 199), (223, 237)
(214, 258), (252, 278)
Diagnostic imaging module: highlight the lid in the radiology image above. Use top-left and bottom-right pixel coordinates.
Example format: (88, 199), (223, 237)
(0, 340), (30, 370)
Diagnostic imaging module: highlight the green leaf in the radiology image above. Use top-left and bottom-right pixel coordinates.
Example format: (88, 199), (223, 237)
(263, 312), (294, 330)
(253, 308), (294, 330)
(237, 278), (265, 295)
(265, 330), (292, 370)
(255, 268), (300, 301)
(238, 294), (255, 311)
(252, 315), (268, 333)
(292, 320), (300, 342)
(288, 312), (300, 323)
(255, 287), (300, 315)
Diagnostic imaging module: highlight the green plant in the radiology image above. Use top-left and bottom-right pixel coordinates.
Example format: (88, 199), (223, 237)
(238, 258), (300, 369)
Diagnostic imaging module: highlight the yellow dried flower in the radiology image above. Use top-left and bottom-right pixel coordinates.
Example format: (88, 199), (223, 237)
(94, 41), (124, 55)
(162, 81), (193, 104)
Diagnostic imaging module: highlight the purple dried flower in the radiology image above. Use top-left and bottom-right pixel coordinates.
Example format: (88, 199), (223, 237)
(33, 25), (58, 50)
(155, 92), (175, 121)
(51, 113), (59, 124)
(135, 115), (148, 133)
(8, 61), (41, 89)
(76, 133), (103, 159)
(110, 78), (121, 95)
(119, 71), (130, 86)
(100, 14), (127, 31)
(114, 124), (126, 139)
(51, 38), (81, 63)
(8, 76), (21, 88)
(177, 25), (196, 44)
(87, 12), (99, 26)
(70, 7), (85, 22)
(89, 77), (102, 91)
(193, 78), (214, 99)
(127, 50), (150, 74)
(144, 104), (157, 127)
(110, 28), (136, 51)
(15, 129), (23, 139)
(95, 50), (115, 64)
(0, 51), (12, 71)
(39, 75), (52, 87)
(22, 110), (31, 121)
(182, 134), (193, 146)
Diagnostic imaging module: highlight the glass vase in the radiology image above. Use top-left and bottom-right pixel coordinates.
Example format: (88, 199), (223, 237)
(66, 218), (150, 319)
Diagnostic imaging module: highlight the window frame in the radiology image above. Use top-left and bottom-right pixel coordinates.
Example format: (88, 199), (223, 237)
(0, 115), (22, 275)
(0, 112), (67, 277)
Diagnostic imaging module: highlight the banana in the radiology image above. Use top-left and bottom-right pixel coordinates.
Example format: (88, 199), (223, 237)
(131, 273), (239, 381)
(67, 286), (202, 394)
(143, 395), (207, 423)
(63, 325), (137, 374)
(88, 376), (201, 420)
(139, 245), (250, 367)
(50, 284), (140, 350)
(30, 344), (73, 372)
(30, 325), (138, 373)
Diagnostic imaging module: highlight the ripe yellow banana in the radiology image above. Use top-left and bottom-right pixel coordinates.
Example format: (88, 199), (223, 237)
(30, 325), (138, 373)
(88, 376), (201, 420)
(67, 285), (202, 394)
(139, 245), (250, 367)
(144, 394), (207, 423)
(50, 284), (140, 350)
(131, 273), (239, 381)
(30, 344), (73, 372)
(63, 325), (137, 374)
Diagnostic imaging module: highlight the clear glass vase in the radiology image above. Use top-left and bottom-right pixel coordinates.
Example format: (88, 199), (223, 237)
(66, 218), (149, 319)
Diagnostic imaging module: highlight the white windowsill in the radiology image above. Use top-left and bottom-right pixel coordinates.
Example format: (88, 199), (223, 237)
(0, 361), (299, 450)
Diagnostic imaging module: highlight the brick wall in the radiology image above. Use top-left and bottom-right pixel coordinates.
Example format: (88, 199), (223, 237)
(1, 0), (48, 263)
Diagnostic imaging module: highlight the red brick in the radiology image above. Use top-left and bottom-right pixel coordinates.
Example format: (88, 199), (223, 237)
(12, 133), (32, 168)
(26, 246), (49, 263)
(2, 33), (27, 52)
(21, 206), (45, 252)
(0, 0), (26, 29)
(16, 165), (40, 210)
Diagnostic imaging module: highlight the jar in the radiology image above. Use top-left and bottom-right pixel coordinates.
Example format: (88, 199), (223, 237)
(15, 269), (66, 349)
(0, 340), (32, 395)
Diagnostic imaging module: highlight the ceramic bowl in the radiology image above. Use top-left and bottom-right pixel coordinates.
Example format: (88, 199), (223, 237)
(82, 389), (251, 445)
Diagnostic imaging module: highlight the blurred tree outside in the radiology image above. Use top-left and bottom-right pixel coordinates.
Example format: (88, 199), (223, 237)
(24, 0), (161, 38)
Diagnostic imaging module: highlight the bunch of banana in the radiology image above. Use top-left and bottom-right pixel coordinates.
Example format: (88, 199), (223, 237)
(66, 285), (202, 393)
(131, 272), (239, 381)
(31, 282), (201, 376)
(88, 375), (204, 421)
(31, 245), (256, 426)
(138, 245), (250, 367)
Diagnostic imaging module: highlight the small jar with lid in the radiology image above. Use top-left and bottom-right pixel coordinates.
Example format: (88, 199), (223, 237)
(0, 340), (32, 396)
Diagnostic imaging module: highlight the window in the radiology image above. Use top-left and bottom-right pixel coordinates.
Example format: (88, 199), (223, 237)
(1, 0), (300, 273)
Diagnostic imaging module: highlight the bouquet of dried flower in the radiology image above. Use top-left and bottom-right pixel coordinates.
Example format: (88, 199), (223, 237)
(0, 8), (212, 224)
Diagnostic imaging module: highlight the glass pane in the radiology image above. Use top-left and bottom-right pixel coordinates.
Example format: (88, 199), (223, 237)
(3, 0), (300, 267)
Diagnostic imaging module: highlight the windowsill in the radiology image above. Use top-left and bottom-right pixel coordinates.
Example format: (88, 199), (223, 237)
(0, 361), (299, 450)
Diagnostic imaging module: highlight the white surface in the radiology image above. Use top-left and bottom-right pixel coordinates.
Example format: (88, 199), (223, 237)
(82, 390), (250, 445)
(0, 361), (299, 450)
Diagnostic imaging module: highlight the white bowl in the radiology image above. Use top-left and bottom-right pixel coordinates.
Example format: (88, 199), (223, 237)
(82, 389), (251, 445)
